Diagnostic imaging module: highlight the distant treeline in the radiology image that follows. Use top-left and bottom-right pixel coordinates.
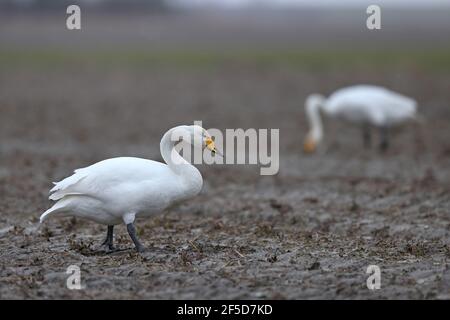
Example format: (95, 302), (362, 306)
(0, 0), (170, 12)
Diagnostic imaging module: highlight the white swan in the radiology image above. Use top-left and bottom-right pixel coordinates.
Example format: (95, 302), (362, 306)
(303, 85), (418, 153)
(40, 125), (220, 252)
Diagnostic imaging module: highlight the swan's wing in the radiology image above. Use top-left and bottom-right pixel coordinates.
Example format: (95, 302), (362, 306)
(49, 168), (89, 200)
(48, 157), (168, 201)
(326, 85), (417, 125)
(324, 86), (379, 120)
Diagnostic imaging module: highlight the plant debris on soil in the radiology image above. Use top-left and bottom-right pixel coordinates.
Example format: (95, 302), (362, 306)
(0, 12), (450, 299)
(1, 63), (449, 299)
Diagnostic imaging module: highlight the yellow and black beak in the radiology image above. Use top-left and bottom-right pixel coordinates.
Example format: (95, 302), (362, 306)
(206, 137), (223, 157)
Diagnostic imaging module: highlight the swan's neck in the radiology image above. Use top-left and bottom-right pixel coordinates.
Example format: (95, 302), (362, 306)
(306, 100), (324, 142)
(160, 128), (203, 196)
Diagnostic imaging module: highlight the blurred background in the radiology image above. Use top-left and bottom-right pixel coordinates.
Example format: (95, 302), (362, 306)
(1, 0), (450, 179)
(1, 0), (449, 172)
(1, 0), (450, 299)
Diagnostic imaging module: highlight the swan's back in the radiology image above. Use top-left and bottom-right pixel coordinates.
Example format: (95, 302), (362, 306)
(49, 157), (169, 201)
(325, 85), (417, 125)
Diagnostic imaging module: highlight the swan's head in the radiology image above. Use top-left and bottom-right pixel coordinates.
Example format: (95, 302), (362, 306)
(304, 94), (326, 153)
(180, 125), (221, 156)
(192, 125), (221, 155)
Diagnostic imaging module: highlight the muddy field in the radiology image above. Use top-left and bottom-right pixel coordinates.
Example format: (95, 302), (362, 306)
(1, 11), (450, 300)
(1, 64), (449, 299)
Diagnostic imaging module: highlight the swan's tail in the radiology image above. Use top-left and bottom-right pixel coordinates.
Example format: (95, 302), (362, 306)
(40, 198), (72, 223)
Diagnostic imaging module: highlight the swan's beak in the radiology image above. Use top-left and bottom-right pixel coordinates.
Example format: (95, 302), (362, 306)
(206, 137), (223, 157)
(303, 136), (317, 153)
(212, 147), (223, 157)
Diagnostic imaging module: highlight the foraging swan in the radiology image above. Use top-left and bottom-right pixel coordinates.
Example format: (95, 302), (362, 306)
(303, 85), (418, 153)
(40, 125), (220, 252)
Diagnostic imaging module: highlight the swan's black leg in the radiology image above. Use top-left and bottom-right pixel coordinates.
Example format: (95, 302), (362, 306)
(126, 223), (145, 252)
(362, 125), (372, 149)
(101, 225), (115, 251)
(379, 126), (389, 152)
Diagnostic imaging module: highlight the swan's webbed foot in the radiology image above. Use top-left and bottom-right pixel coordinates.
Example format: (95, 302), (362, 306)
(126, 223), (145, 253)
(100, 244), (117, 252)
(99, 225), (118, 253)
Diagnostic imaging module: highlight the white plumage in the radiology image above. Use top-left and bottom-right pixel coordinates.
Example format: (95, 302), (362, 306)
(303, 85), (418, 152)
(40, 125), (219, 252)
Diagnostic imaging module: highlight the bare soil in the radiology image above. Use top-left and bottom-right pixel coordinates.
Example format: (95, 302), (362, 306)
(1, 64), (449, 299)
(1, 10), (450, 299)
